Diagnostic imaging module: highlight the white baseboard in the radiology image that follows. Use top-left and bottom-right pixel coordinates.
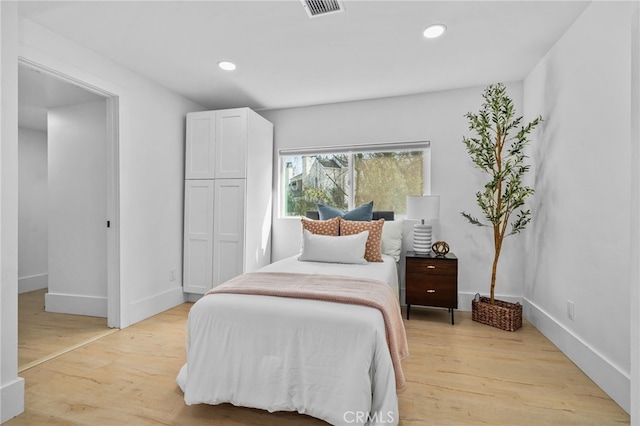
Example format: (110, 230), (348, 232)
(523, 297), (630, 414)
(185, 292), (203, 303)
(45, 292), (107, 318)
(1, 377), (25, 423)
(457, 292), (629, 413)
(18, 273), (47, 294)
(129, 286), (186, 325)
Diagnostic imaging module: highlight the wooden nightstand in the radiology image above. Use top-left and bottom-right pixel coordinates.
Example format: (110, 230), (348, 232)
(405, 251), (458, 324)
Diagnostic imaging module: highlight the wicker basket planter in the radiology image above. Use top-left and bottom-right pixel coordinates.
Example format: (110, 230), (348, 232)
(472, 295), (522, 332)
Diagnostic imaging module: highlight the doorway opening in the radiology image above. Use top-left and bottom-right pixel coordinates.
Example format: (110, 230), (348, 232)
(17, 59), (120, 370)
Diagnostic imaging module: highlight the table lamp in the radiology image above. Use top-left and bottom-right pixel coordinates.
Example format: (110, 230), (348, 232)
(406, 195), (440, 254)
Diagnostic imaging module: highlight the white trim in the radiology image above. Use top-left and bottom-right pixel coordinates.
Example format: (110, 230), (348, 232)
(105, 96), (121, 328)
(423, 147), (432, 196)
(279, 143), (431, 217)
(128, 287), (186, 325)
(19, 57), (115, 99)
(45, 292), (108, 318)
(186, 292), (204, 303)
(630, 3), (640, 423)
(347, 153), (354, 208)
(18, 57), (122, 328)
(278, 156), (287, 221)
(0, 377), (25, 423)
(451, 292), (630, 413)
(17, 273), (47, 294)
(279, 140), (430, 156)
(524, 297), (630, 413)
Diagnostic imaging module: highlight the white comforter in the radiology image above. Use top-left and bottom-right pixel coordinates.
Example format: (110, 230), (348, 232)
(177, 254), (402, 426)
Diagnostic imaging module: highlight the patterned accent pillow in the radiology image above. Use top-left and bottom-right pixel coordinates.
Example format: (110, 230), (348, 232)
(301, 216), (340, 236)
(339, 218), (385, 262)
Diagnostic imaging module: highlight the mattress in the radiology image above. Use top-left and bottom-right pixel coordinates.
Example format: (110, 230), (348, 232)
(177, 254), (404, 426)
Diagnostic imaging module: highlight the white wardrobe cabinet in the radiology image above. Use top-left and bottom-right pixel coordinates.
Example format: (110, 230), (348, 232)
(186, 108), (251, 180)
(183, 108), (273, 294)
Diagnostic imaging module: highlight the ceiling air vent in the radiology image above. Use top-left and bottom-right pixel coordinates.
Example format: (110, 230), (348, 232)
(300, 0), (345, 18)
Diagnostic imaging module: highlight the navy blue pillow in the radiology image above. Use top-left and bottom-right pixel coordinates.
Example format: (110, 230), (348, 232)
(317, 201), (374, 221)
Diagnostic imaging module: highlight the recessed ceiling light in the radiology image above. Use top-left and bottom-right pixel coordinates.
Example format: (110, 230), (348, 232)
(218, 61), (236, 71)
(423, 24), (446, 39)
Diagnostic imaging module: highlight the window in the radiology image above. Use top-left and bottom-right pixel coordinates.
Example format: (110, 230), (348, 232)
(280, 142), (430, 217)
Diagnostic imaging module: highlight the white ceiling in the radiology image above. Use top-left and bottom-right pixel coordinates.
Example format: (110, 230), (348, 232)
(17, 1), (589, 114)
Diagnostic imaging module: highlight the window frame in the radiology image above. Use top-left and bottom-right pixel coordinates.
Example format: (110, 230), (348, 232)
(278, 141), (431, 218)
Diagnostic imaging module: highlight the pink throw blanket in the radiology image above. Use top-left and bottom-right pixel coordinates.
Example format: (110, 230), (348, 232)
(206, 271), (409, 391)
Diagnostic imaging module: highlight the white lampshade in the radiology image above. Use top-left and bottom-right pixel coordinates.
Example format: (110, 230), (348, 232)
(406, 195), (440, 221)
(406, 195), (440, 254)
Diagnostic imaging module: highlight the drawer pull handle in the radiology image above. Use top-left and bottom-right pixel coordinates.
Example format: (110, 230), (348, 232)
(427, 265), (436, 269)
(426, 289), (436, 293)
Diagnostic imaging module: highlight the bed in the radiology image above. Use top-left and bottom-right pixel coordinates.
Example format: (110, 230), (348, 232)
(177, 214), (407, 426)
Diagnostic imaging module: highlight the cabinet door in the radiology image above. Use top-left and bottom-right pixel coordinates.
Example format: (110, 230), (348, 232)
(183, 180), (215, 294)
(215, 109), (247, 179)
(212, 179), (246, 287)
(185, 111), (215, 179)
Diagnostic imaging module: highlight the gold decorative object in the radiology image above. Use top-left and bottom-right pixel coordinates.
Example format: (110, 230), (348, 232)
(431, 241), (450, 256)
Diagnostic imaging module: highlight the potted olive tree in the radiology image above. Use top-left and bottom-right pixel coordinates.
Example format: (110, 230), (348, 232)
(461, 83), (542, 331)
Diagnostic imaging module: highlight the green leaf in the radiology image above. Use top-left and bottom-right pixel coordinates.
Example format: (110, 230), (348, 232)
(461, 83), (543, 293)
(461, 212), (487, 227)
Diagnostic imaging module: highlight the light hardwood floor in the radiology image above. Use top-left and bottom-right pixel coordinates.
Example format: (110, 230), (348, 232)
(7, 303), (629, 425)
(18, 289), (114, 371)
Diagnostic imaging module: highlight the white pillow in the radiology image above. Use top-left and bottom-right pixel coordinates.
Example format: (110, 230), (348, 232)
(381, 219), (404, 262)
(299, 229), (369, 264)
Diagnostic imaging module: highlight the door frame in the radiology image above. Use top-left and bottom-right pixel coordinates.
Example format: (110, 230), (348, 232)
(18, 57), (121, 328)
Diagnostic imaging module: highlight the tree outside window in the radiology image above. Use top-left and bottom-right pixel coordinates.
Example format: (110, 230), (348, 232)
(282, 149), (424, 217)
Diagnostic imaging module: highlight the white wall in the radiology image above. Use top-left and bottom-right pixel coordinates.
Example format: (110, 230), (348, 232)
(17, 17), (204, 328)
(3, 3), (636, 423)
(261, 82), (526, 308)
(46, 100), (107, 317)
(523, 1), (634, 413)
(262, 5), (638, 413)
(631, 3), (640, 423)
(1, 3), (25, 423)
(18, 127), (47, 294)
(1, 15), (204, 421)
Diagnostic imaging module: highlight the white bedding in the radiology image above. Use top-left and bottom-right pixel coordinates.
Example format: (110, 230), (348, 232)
(260, 253), (400, 300)
(177, 254), (403, 426)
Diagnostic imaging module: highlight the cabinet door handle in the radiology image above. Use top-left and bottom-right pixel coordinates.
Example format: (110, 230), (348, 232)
(426, 289), (436, 293)
(427, 265), (436, 269)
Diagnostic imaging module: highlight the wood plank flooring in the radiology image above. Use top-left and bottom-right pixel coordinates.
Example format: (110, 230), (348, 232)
(18, 289), (113, 371)
(7, 303), (629, 425)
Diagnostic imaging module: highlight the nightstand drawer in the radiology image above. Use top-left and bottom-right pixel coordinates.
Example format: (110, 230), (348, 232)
(406, 258), (457, 276)
(406, 276), (457, 308)
(405, 251), (458, 323)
